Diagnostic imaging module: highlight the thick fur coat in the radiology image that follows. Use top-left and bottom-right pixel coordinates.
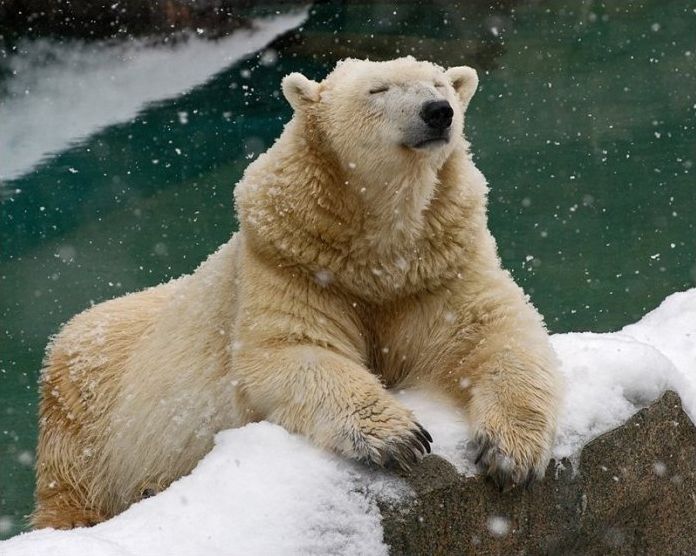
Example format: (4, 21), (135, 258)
(33, 57), (562, 528)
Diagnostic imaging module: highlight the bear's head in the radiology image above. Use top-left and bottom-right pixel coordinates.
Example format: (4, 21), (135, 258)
(236, 57), (484, 293)
(281, 56), (478, 178)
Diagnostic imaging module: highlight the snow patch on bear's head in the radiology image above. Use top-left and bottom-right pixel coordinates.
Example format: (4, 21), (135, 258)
(281, 57), (478, 176)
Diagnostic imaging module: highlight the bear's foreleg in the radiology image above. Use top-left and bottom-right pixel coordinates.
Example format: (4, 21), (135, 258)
(438, 275), (561, 490)
(235, 345), (431, 470)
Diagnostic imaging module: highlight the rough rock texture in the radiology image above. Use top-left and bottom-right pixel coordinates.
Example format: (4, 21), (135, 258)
(381, 391), (696, 555)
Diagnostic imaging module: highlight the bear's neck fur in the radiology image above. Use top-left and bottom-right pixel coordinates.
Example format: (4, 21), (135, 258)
(235, 117), (491, 303)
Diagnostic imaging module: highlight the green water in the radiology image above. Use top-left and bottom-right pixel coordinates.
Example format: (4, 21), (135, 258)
(1, 0), (695, 539)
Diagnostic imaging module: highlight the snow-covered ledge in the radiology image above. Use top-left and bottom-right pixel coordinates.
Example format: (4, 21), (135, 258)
(3, 289), (695, 555)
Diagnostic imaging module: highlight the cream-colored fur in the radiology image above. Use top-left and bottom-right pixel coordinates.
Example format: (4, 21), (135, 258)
(33, 57), (561, 529)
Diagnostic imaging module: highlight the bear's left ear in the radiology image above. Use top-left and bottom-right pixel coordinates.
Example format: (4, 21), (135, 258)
(445, 66), (479, 110)
(282, 72), (320, 112)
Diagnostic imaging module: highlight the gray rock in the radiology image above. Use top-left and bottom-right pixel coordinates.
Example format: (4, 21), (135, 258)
(381, 391), (696, 555)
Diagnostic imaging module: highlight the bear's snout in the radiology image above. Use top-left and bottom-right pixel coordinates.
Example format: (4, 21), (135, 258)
(419, 100), (453, 130)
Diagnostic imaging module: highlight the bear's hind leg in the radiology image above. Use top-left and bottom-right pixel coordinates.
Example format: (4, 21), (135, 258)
(32, 348), (110, 529)
(31, 486), (106, 530)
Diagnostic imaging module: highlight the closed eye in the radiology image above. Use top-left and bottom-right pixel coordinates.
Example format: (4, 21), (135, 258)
(369, 85), (389, 94)
(434, 82), (446, 89)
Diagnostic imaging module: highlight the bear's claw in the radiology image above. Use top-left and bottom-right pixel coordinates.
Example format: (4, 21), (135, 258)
(349, 397), (433, 472)
(359, 422), (433, 472)
(414, 422), (432, 453)
(417, 422), (433, 443)
(383, 423), (432, 471)
(472, 432), (542, 492)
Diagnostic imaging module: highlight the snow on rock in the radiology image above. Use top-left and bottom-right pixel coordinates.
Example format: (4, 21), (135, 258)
(2, 288), (696, 555)
(552, 287), (696, 460)
(2, 424), (389, 556)
(0, 10), (308, 182)
(620, 289), (696, 420)
(551, 333), (674, 460)
(395, 389), (475, 475)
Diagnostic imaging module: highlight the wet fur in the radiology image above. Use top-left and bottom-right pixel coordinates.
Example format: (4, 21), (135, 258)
(33, 57), (561, 528)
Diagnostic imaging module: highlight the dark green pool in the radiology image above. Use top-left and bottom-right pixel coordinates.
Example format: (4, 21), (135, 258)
(1, 0), (694, 539)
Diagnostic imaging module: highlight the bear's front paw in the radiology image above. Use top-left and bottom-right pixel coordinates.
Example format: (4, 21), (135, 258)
(471, 427), (551, 492)
(348, 400), (432, 472)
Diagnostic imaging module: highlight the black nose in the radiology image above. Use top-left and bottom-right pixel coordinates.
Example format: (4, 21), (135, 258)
(420, 100), (453, 130)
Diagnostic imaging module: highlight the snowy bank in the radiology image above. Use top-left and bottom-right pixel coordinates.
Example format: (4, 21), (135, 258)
(552, 288), (696, 460)
(0, 10), (308, 182)
(2, 288), (695, 555)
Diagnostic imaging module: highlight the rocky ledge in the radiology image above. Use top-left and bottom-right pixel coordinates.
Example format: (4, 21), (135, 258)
(381, 391), (696, 555)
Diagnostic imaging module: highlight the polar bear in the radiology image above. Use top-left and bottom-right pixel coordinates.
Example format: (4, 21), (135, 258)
(33, 57), (562, 529)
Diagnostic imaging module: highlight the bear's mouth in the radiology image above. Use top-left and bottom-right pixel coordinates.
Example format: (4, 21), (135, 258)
(413, 137), (449, 148)
(409, 132), (450, 149)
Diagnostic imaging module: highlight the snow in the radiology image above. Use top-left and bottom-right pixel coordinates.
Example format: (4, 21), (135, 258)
(2, 425), (389, 556)
(3, 288), (696, 555)
(0, 10), (308, 182)
(394, 389), (475, 474)
(486, 515), (511, 538)
(552, 288), (696, 460)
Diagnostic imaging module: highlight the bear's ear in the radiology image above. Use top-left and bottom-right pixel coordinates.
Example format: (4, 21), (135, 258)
(445, 66), (478, 110)
(282, 72), (320, 111)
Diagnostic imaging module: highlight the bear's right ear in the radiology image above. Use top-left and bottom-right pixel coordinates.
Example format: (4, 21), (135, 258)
(445, 66), (478, 111)
(282, 72), (320, 111)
